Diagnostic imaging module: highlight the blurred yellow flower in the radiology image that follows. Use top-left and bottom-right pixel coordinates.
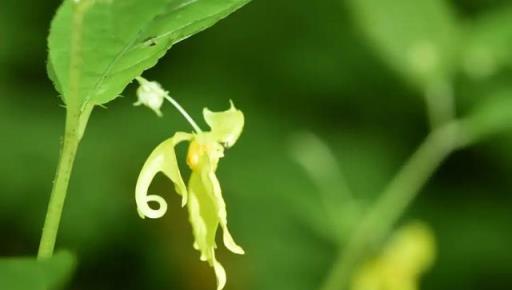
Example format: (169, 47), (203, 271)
(135, 102), (245, 290)
(350, 221), (436, 290)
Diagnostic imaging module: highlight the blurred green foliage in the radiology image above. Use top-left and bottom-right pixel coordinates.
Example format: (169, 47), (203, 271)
(348, 0), (459, 88)
(1, 0), (512, 290)
(0, 251), (75, 290)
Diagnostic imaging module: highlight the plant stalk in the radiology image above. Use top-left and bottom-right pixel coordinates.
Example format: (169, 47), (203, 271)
(37, 105), (93, 259)
(320, 121), (465, 290)
(424, 81), (455, 130)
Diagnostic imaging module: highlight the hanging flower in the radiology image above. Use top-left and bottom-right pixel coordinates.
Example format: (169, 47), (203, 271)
(135, 100), (245, 290)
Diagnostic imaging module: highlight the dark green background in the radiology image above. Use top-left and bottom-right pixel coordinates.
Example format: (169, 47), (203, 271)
(1, 0), (511, 289)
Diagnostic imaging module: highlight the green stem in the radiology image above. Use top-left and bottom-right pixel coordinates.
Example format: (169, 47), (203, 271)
(37, 105), (93, 259)
(319, 121), (465, 290)
(163, 94), (202, 133)
(424, 81), (455, 130)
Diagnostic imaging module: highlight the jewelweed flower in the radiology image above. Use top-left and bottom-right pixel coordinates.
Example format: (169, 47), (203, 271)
(350, 221), (436, 290)
(135, 101), (245, 290)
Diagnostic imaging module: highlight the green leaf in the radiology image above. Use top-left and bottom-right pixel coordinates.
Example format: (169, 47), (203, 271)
(48, 0), (250, 108)
(462, 6), (512, 79)
(0, 251), (75, 290)
(347, 0), (458, 88)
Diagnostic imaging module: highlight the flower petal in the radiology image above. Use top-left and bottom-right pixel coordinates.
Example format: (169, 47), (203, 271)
(194, 152), (245, 255)
(203, 101), (244, 148)
(213, 255), (227, 290)
(222, 224), (245, 255)
(135, 132), (192, 219)
(187, 154), (243, 290)
(188, 169), (220, 260)
(206, 170), (245, 255)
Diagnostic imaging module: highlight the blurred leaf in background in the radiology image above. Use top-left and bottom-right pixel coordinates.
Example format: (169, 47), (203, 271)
(462, 6), (512, 80)
(0, 251), (75, 290)
(347, 0), (459, 89)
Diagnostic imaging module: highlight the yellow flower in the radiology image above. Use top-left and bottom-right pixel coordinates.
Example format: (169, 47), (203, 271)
(135, 102), (245, 290)
(350, 221), (436, 290)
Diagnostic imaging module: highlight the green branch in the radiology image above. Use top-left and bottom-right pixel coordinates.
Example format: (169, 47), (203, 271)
(38, 105), (93, 259)
(38, 0), (94, 259)
(320, 121), (466, 290)
(424, 81), (455, 130)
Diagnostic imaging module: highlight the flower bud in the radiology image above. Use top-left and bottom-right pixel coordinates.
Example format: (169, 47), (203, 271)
(134, 76), (167, 116)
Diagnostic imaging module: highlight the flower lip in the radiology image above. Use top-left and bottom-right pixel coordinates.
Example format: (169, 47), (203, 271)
(203, 101), (244, 148)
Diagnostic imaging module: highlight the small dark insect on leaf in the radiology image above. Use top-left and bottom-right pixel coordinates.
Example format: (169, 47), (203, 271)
(142, 36), (158, 47)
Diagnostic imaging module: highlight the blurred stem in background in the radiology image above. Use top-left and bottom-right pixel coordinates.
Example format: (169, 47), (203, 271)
(321, 88), (463, 290)
(296, 85), (512, 290)
(320, 121), (466, 290)
(424, 81), (456, 129)
(37, 105), (94, 259)
(289, 132), (360, 241)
